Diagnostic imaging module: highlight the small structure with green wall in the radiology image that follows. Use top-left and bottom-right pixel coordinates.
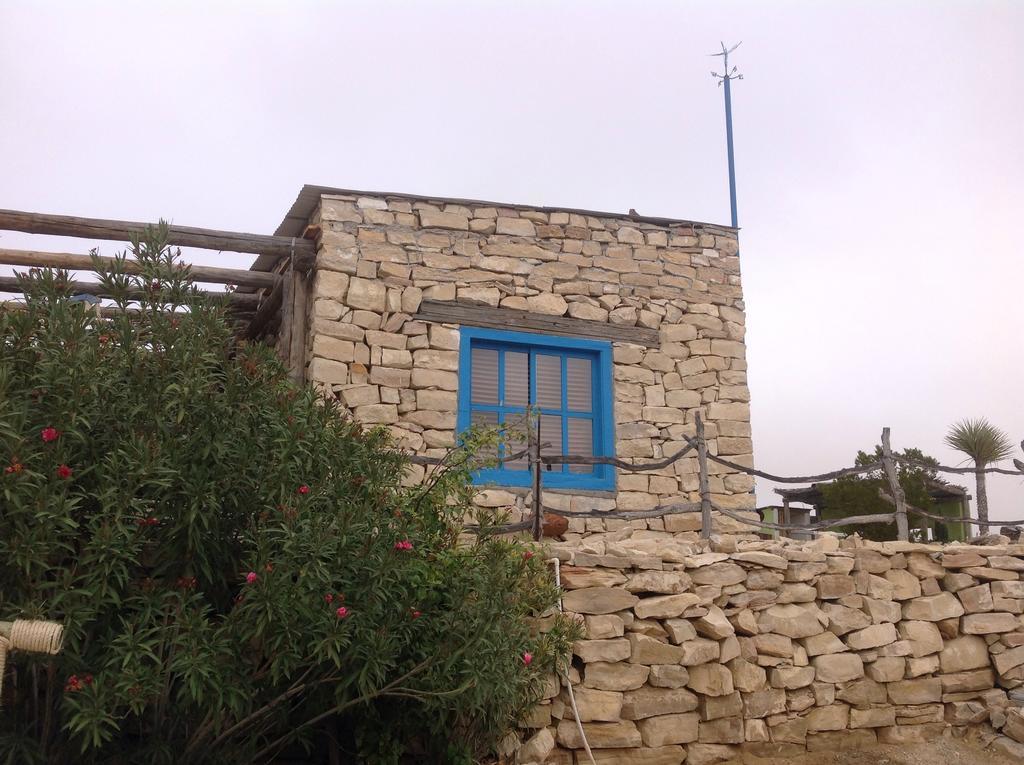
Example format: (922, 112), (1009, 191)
(767, 480), (971, 541)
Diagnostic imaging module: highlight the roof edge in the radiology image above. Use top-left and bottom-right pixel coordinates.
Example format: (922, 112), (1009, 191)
(258, 184), (739, 274)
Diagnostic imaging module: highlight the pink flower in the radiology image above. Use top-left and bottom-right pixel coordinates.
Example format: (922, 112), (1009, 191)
(41, 427), (60, 443)
(56, 464), (72, 479)
(394, 540), (413, 551)
(411, 609), (422, 619)
(522, 652), (533, 667)
(336, 606), (349, 619)
(324, 593), (334, 604)
(245, 571), (258, 584)
(297, 484), (310, 495)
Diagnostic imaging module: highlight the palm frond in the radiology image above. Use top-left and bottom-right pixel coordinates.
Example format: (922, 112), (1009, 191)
(944, 418), (1015, 466)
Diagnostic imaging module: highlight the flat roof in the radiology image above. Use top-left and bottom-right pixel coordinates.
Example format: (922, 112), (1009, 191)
(252, 184), (738, 274)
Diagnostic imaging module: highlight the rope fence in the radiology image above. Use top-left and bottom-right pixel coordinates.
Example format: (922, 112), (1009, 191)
(430, 419), (1024, 542)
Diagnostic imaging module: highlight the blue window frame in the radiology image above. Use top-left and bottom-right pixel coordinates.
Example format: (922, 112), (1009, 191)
(456, 327), (615, 491)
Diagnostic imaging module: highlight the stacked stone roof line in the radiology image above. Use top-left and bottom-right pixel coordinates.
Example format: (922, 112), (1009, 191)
(512, 531), (1024, 765)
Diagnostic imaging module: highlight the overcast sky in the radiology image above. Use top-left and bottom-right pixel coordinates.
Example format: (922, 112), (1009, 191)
(2, 1), (1022, 522)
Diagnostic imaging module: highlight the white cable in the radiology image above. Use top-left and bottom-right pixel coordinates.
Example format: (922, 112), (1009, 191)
(547, 557), (596, 765)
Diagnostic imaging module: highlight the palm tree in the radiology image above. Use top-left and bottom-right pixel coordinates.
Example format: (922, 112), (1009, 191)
(945, 418), (1014, 531)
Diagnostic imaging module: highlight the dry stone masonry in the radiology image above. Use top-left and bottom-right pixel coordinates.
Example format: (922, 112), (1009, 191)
(513, 532), (1024, 764)
(296, 189), (754, 537)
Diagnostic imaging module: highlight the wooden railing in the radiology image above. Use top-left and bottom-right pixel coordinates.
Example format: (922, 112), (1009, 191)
(0, 208), (314, 382)
(414, 418), (1024, 541)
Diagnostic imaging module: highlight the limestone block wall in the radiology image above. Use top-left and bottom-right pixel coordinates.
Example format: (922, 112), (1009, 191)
(515, 531), (1024, 764)
(300, 190), (754, 538)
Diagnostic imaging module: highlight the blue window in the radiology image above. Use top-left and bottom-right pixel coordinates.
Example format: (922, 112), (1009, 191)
(456, 327), (615, 491)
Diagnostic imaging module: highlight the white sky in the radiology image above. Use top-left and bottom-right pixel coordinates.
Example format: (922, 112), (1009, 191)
(2, 1), (1022, 521)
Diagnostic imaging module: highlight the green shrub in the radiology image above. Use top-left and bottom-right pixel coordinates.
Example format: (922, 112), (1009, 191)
(0, 228), (578, 764)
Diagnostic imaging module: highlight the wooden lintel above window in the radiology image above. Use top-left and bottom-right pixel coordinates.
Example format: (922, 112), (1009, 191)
(414, 300), (661, 348)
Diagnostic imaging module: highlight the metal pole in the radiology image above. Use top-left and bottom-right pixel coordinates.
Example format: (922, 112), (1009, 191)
(723, 75), (738, 228)
(531, 417), (543, 541)
(696, 413), (713, 540)
(711, 42), (743, 229)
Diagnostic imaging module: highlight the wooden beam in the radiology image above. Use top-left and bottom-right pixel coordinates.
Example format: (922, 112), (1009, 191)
(0, 248), (279, 289)
(414, 300), (661, 347)
(0, 276), (259, 308)
(0, 209), (316, 260)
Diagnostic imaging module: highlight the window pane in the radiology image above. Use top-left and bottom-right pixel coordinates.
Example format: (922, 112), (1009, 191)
(567, 418), (594, 474)
(471, 348), (499, 405)
(566, 357), (592, 412)
(505, 351), (529, 408)
(535, 354), (561, 409)
(502, 412), (530, 471)
(540, 414), (562, 473)
(471, 410), (499, 465)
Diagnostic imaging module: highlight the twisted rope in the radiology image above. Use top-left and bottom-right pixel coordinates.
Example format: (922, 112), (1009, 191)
(0, 620), (64, 706)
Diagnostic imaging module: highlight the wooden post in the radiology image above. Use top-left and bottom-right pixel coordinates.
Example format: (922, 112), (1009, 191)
(880, 427), (909, 541)
(277, 265), (294, 366)
(781, 497), (791, 540)
(288, 269), (308, 385)
(530, 417), (543, 541)
(696, 412), (713, 540)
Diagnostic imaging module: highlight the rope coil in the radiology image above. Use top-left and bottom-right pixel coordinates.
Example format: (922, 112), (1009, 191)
(0, 620), (64, 706)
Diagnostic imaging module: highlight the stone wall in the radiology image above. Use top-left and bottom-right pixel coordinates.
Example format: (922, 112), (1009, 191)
(514, 531), (1024, 764)
(301, 190), (754, 538)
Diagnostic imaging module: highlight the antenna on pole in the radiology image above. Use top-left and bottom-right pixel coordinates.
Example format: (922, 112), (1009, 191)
(711, 41), (742, 229)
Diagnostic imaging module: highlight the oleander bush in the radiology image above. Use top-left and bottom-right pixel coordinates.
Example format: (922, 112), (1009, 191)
(0, 227), (578, 765)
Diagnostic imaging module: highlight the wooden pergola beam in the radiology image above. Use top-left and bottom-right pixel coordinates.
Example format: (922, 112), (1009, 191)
(0, 276), (260, 309)
(0, 248), (279, 289)
(0, 209), (316, 260)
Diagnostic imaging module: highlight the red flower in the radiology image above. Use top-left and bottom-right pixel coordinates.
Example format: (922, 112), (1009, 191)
(297, 484), (310, 495)
(411, 609), (422, 619)
(523, 551), (534, 561)
(324, 593), (334, 604)
(336, 606), (349, 619)
(4, 461), (23, 475)
(522, 652), (533, 666)
(56, 464), (72, 479)
(245, 571), (258, 584)
(394, 540), (413, 551)
(41, 427), (60, 443)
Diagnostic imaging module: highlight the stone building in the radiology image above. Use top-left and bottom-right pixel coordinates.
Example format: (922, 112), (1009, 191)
(263, 185), (755, 538)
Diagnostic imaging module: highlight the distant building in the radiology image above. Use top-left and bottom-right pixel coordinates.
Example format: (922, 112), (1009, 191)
(770, 480), (971, 541)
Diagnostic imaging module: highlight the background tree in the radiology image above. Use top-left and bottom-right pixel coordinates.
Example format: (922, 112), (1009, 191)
(945, 418), (1014, 530)
(819, 446), (942, 542)
(0, 228), (578, 765)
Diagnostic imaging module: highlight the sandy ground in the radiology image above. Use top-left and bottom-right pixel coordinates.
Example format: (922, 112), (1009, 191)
(721, 738), (1016, 765)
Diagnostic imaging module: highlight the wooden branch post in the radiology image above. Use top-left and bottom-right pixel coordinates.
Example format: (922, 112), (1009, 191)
(288, 269), (308, 384)
(880, 427), (909, 541)
(530, 417), (543, 541)
(696, 412), (712, 540)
